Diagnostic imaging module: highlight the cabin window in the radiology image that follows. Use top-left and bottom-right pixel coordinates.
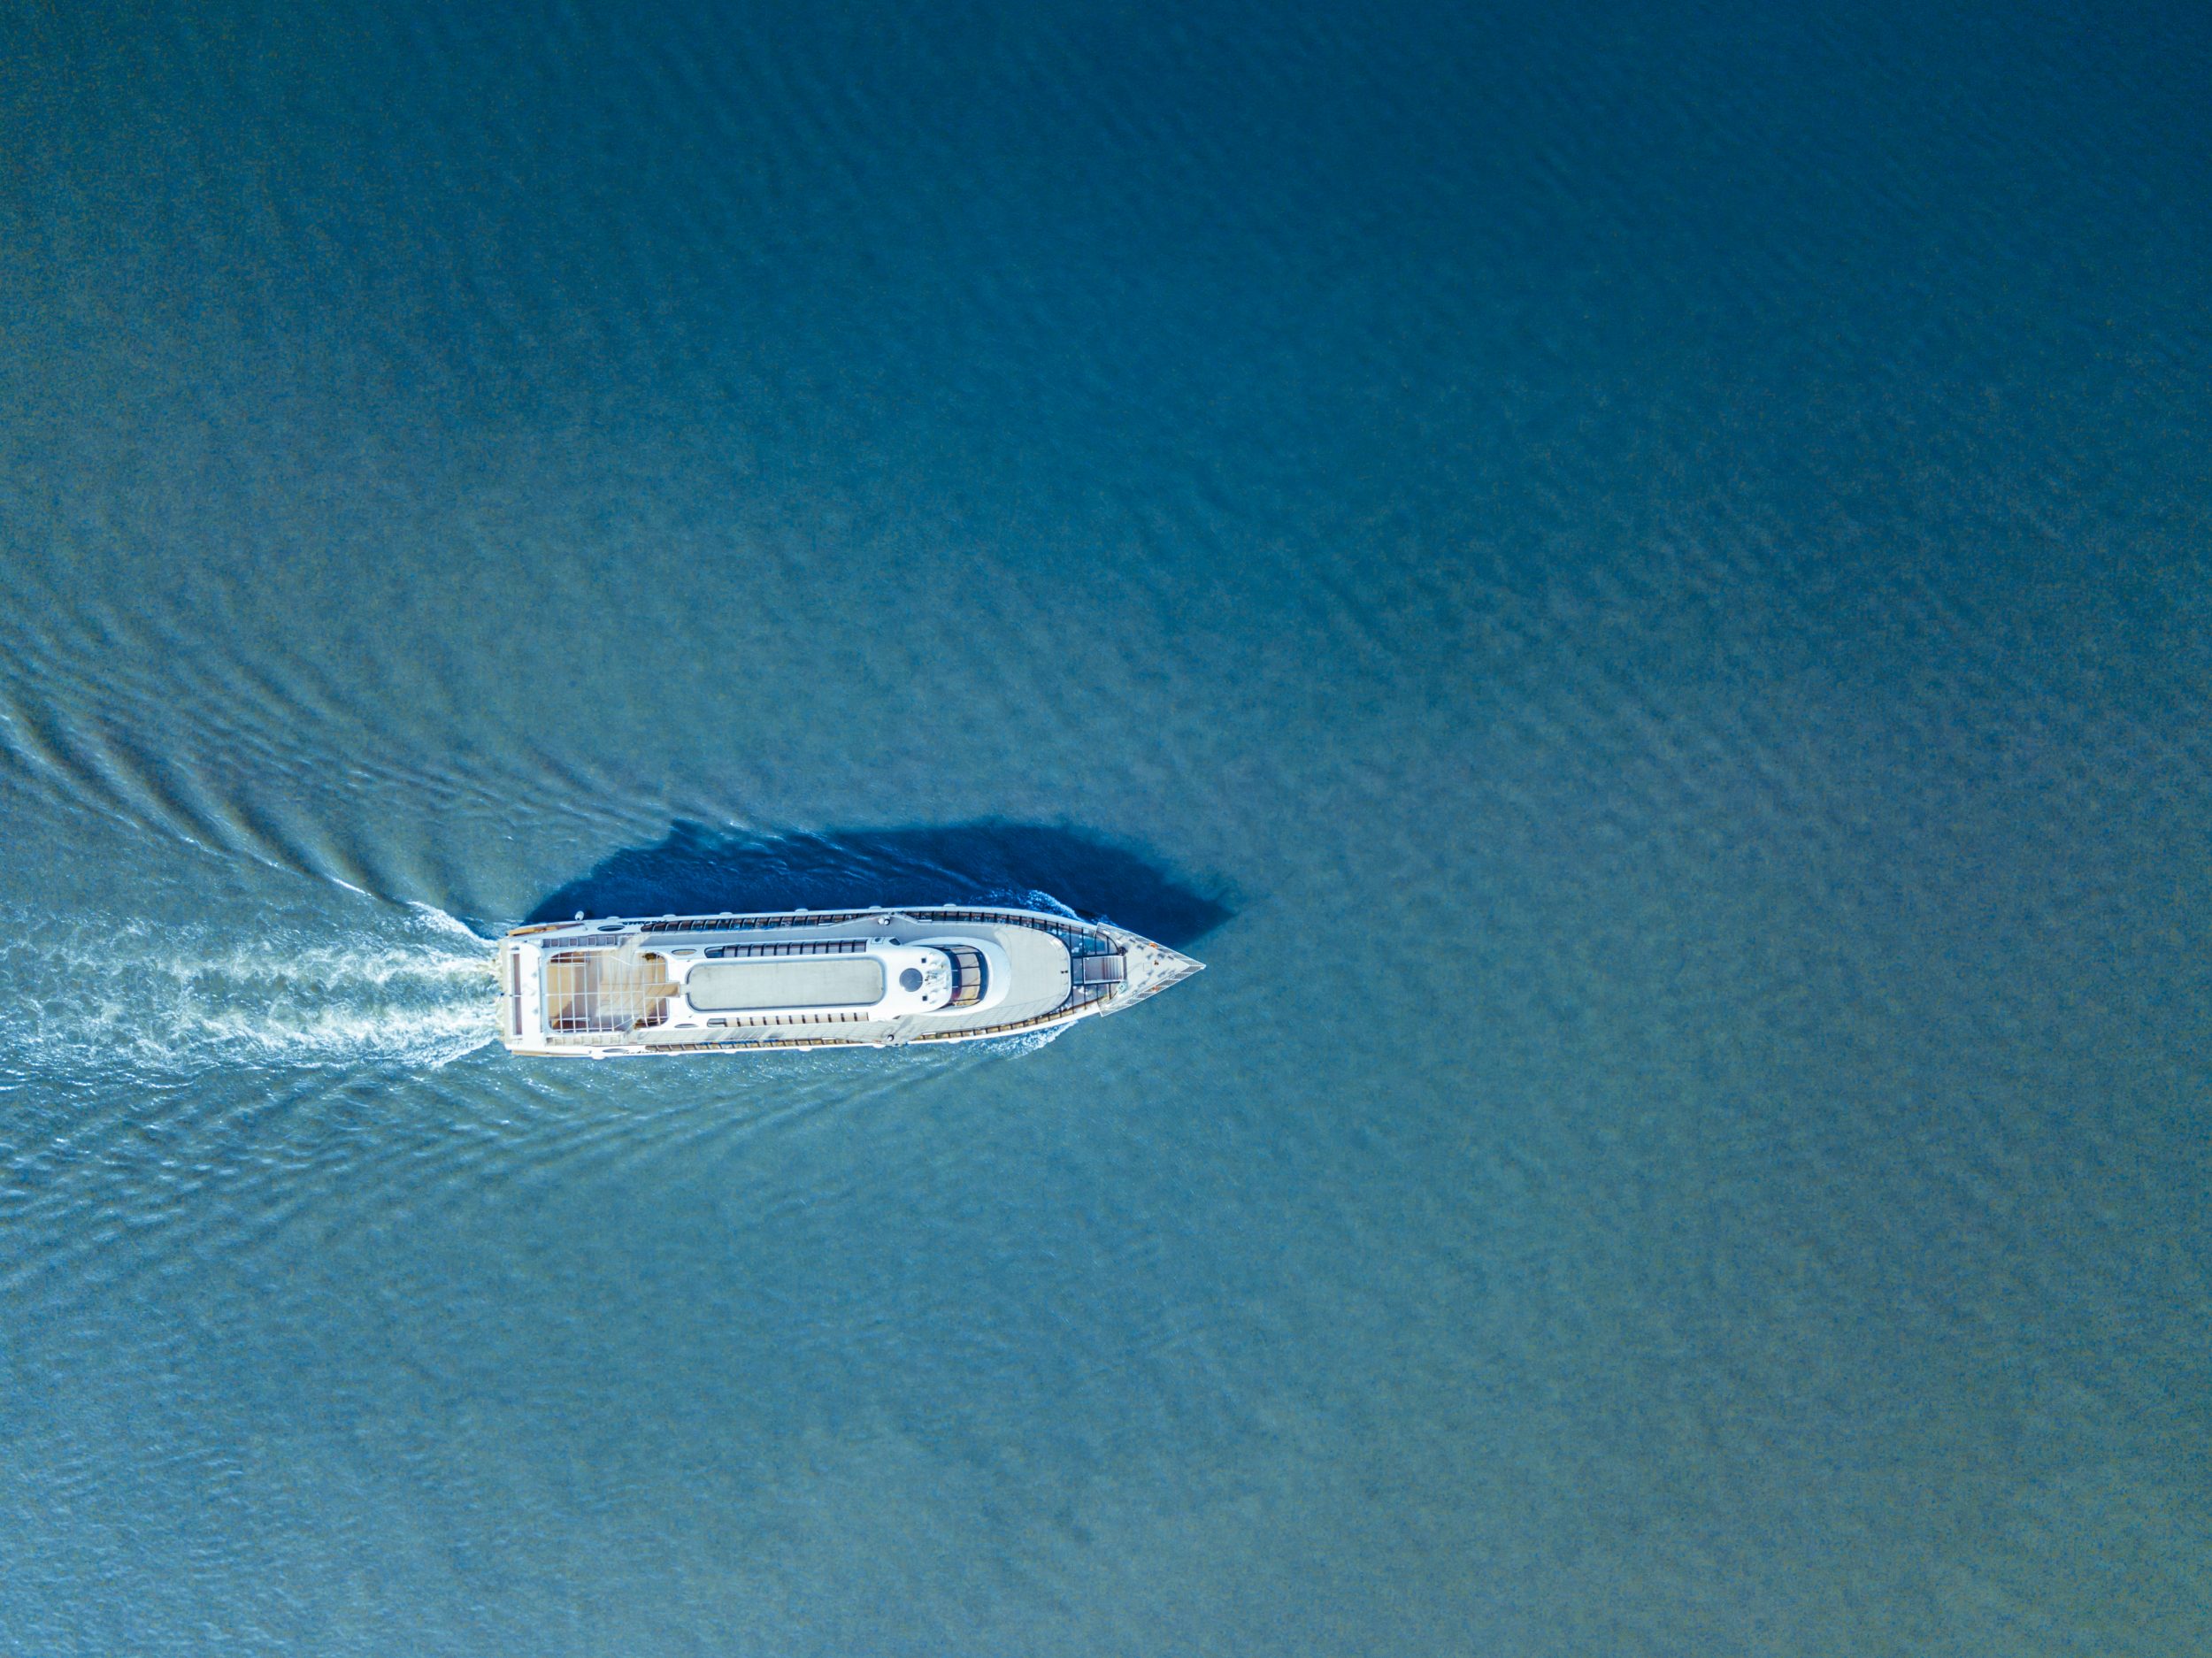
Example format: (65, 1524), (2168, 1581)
(945, 946), (987, 1009)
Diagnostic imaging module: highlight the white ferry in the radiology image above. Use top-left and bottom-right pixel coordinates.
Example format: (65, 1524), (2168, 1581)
(497, 904), (1202, 1056)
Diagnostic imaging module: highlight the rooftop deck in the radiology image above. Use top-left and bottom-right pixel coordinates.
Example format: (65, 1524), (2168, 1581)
(505, 906), (1194, 1054)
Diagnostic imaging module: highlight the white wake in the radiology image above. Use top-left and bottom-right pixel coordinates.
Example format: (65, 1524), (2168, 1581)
(6, 902), (502, 1076)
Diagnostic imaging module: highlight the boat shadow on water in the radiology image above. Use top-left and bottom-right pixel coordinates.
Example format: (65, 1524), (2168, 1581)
(525, 821), (1234, 949)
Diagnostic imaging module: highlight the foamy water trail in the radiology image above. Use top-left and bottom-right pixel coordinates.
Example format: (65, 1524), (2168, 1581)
(4, 902), (501, 1077)
(981, 1025), (1069, 1055)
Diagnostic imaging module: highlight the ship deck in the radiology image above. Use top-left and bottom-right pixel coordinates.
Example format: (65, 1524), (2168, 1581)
(516, 910), (1105, 1052)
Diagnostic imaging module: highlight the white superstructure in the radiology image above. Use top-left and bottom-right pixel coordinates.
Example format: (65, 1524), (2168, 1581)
(496, 904), (1200, 1056)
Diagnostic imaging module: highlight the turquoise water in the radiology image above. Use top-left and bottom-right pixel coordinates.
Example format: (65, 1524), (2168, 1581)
(4, 1), (2209, 1651)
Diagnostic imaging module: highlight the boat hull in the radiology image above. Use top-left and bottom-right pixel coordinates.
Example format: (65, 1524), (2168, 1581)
(496, 904), (1202, 1057)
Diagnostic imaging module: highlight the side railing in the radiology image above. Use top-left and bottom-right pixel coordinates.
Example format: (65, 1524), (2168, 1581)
(530, 906), (1139, 1048)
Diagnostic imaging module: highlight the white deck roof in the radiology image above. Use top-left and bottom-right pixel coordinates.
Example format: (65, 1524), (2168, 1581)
(684, 956), (886, 1012)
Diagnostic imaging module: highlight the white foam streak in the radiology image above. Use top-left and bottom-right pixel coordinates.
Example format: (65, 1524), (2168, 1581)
(5, 906), (502, 1077)
(982, 1025), (1068, 1055)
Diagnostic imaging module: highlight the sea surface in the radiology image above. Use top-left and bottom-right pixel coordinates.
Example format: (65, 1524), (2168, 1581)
(3, 1), (2208, 1652)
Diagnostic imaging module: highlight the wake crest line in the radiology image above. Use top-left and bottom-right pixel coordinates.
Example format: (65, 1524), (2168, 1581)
(6, 904), (503, 1076)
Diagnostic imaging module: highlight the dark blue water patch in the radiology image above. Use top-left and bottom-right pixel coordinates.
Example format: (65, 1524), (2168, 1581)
(525, 820), (1234, 947)
(3, 0), (2207, 1648)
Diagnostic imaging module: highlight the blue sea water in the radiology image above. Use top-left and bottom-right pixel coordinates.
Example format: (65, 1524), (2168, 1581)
(3, 0), (2209, 1651)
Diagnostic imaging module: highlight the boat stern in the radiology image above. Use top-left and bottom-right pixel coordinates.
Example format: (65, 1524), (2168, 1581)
(497, 932), (549, 1053)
